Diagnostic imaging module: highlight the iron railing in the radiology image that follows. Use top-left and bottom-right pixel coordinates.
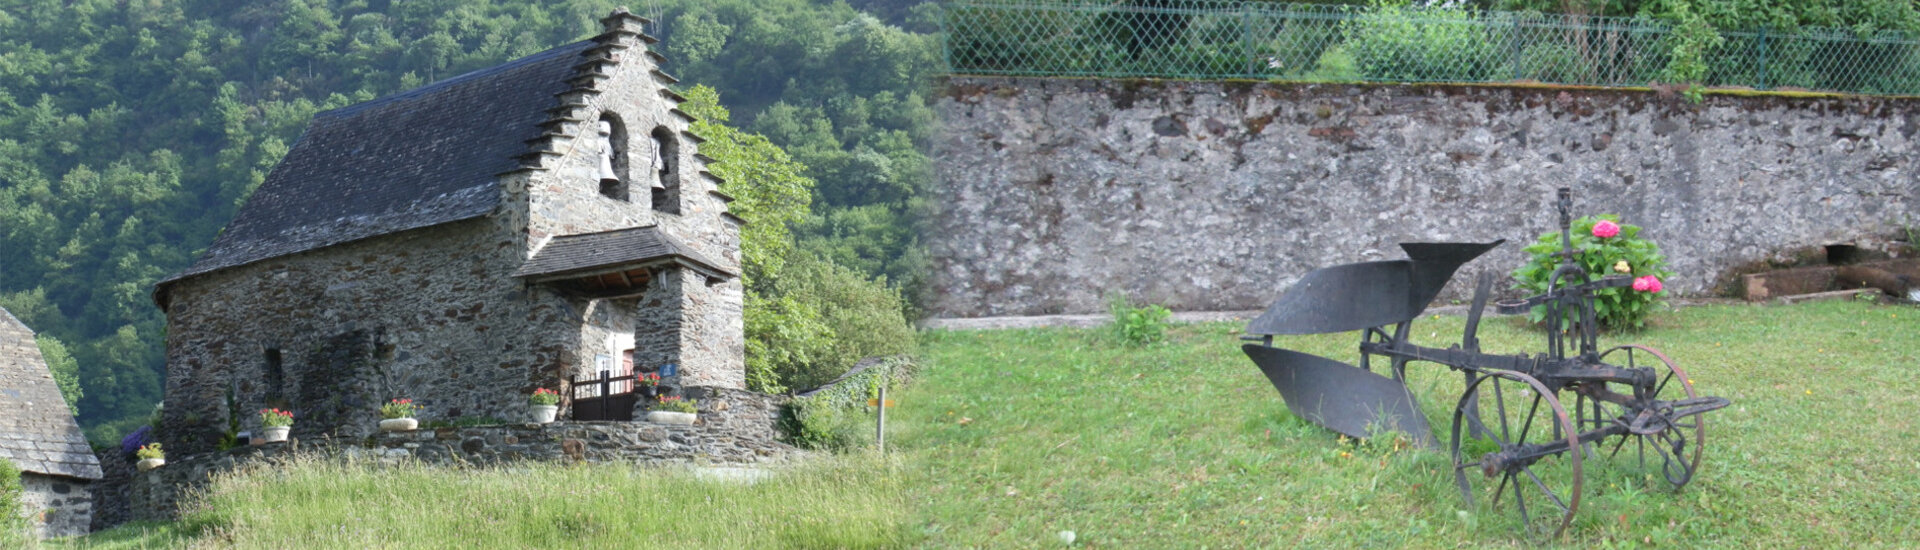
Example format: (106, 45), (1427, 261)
(942, 0), (1920, 95)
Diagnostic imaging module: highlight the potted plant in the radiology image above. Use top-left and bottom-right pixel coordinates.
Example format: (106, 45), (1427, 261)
(135, 443), (165, 471)
(379, 398), (420, 431)
(528, 388), (561, 423)
(634, 372), (666, 398)
(259, 408), (294, 442)
(646, 396), (698, 425)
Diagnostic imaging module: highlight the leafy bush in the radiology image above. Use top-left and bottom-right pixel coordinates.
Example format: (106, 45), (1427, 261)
(1341, 1), (1498, 82)
(1511, 215), (1673, 330)
(1516, 43), (1583, 82)
(1307, 45), (1364, 81)
(782, 356), (915, 451)
(0, 458), (21, 544)
(1107, 293), (1172, 346)
(120, 425), (155, 460)
(759, 251), (918, 393)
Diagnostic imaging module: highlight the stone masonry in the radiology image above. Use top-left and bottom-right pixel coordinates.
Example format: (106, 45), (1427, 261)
(153, 11), (749, 455)
(930, 77), (1920, 317)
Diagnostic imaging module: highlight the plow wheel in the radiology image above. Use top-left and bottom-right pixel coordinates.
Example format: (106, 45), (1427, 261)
(1585, 344), (1706, 489)
(1451, 371), (1582, 542)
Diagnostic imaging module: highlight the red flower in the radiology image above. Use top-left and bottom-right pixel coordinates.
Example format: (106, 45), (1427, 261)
(1592, 220), (1621, 238)
(1633, 275), (1663, 293)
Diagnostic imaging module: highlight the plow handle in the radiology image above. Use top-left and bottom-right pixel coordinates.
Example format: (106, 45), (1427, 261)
(1556, 187), (1576, 261)
(1463, 271), (1493, 352)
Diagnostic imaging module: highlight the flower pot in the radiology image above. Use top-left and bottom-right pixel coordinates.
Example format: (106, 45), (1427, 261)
(647, 411), (696, 425)
(136, 458), (165, 471)
(529, 404), (558, 424)
(261, 426), (290, 443)
(380, 418), (418, 432)
(637, 385), (659, 398)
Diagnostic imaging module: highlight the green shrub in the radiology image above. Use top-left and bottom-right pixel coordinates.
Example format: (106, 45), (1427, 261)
(763, 251), (918, 393)
(783, 356), (915, 451)
(1341, 1), (1498, 82)
(1511, 215), (1673, 330)
(1107, 293), (1172, 346)
(1517, 43), (1583, 82)
(1307, 45), (1363, 81)
(0, 458), (23, 544)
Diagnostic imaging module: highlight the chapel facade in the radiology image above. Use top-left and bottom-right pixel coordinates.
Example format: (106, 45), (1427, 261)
(152, 10), (744, 453)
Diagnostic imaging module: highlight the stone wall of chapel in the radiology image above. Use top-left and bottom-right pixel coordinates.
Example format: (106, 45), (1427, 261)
(158, 219), (561, 454)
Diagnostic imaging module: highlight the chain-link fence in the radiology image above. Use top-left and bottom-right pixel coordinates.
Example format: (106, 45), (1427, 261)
(942, 0), (1920, 95)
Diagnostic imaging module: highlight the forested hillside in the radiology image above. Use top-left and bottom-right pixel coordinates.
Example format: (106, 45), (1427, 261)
(0, 0), (935, 443)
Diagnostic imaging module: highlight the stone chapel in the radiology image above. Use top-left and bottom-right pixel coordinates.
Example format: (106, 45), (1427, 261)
(151, 10), (745, 453)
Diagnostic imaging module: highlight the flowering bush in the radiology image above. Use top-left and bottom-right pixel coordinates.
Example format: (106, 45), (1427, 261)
(1591, 220), (1621, 238)
(380, 398), (419, 419)
(259, 408), (294, 428)
(135, 443), (164, 460)
(120, 426), (155, 459)
(528, 388), (560, 406)
(634, 373), (661, 387)
(650, 396), (698, 414)
(1512, 214), (1672, 330)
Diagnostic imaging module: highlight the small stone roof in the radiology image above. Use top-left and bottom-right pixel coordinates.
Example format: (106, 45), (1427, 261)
(0, 308), (103, 480)
(157, 38), (601, 289)
(516, 226), (736, 281)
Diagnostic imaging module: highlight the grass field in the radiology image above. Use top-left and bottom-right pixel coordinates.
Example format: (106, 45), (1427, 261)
(51, 300), (1920, 548)
(896, 299), (1920, 548)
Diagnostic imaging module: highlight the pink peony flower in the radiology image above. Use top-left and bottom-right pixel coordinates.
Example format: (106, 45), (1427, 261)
(1633, 275), (1663, 293)
(1592, 220), (1621, 238)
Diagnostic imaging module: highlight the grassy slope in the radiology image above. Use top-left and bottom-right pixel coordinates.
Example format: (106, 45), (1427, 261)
(61, 455), (909, 549)
(57, 301), (1919, 548)
(897, 300), (1920, 548)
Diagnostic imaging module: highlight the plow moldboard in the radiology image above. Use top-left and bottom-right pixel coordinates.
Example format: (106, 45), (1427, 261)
(1243, 344), (1436, 448)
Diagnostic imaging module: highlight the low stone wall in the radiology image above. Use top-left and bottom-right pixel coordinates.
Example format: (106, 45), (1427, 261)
(19, 472), (92, 538)
(929, 77), (1920, 317)
(128, 388), (794, 521)
(88, 452), (131, 532)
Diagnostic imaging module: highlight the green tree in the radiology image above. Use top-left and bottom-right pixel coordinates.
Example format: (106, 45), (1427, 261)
(34, 335), (82, 414)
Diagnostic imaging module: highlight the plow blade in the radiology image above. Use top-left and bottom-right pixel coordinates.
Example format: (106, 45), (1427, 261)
(1246, 241), (1503, 336)
(1243, 344), (1437, 448)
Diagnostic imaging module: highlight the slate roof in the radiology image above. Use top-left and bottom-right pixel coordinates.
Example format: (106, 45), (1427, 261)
(158, 39), (601, 288)
(516, 226), (736, 281)
(0, 308), (103, 481)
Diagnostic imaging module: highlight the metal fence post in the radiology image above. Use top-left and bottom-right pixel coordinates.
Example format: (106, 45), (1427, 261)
(875, 384), (887, 452)
(1511, 16), (1524, 81)
(1242, 5), (1256, 78)
(1756, 26), (1769, 90)
(599, 370), (611, 420)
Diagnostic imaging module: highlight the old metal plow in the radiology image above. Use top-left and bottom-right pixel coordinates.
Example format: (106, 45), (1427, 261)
(1240, 188), (1730, 540)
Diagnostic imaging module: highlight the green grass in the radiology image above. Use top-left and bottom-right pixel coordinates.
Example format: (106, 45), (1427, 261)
(896, 300), (1920, 548)
(60, 454), (908, 549)
(50, 301), (1920, 548)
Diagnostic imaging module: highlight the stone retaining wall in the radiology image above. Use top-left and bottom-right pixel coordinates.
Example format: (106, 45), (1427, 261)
(126, 388), (793, 522)
(929, 77), (1920, 317)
